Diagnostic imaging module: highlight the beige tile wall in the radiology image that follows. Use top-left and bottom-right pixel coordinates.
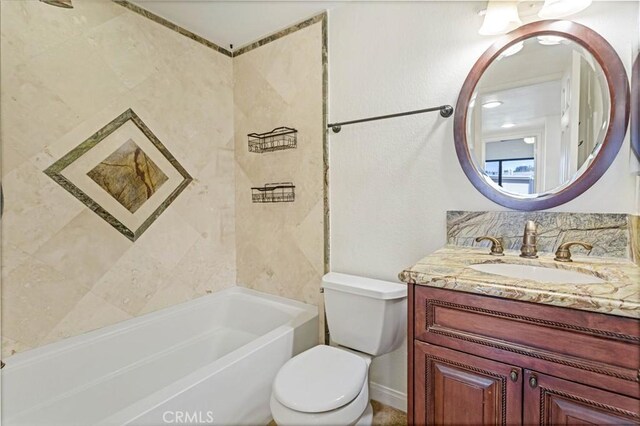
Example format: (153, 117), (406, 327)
(233, 23), (325, 307)
(1, 1), (236, 358)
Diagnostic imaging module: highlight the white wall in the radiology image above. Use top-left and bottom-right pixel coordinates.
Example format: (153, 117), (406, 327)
(328, 0), (639, 407)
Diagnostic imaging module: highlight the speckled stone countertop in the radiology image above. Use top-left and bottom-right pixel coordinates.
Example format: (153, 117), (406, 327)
(399, 246), (640, 319)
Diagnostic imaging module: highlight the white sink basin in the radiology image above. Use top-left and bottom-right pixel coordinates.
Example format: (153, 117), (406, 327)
(470, 263), (605, 284)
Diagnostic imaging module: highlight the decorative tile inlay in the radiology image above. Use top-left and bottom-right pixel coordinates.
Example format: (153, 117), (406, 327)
(45, 109), (192, 241)
(88, 139), (168, 213)
(447, 211), (633, 259)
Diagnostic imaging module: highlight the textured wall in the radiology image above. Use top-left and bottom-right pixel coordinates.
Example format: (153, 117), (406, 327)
(329, 0), (639, 408)
(1, 1), (236, 358)
(233, 23), (325, 307)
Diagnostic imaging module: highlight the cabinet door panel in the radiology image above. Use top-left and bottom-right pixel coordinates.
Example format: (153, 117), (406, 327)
(414, 342), (522, 425)
(524, 370), (640, 425)
(414, 287), (640, 398)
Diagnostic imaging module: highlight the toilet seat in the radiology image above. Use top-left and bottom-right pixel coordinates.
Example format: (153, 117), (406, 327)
(273, 345), (368, 413)
(270, 345), (371, 425)
(270, 376), (369, 426)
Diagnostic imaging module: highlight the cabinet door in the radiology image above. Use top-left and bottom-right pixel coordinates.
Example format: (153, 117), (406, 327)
(524, 370), (640, 425)
(414, 342), (522, 425)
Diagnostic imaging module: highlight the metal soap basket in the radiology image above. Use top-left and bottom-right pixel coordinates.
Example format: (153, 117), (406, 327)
(248, 127), (297, 153)
(251, 182), (295, 203)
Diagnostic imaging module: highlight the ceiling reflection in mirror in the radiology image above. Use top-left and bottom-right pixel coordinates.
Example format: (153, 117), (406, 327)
(466, 35), (610, 198)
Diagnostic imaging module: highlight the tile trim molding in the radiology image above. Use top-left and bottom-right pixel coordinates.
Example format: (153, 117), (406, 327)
(232, 12), (327, 57)
(44, 108), (193, 241)
(113, 0), (233, 57)
(113, 0), (327, 59)
(321, 13), (329, 276)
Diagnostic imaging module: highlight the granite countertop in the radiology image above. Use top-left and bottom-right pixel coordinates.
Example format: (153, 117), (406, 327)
(399, 246), (640, 319)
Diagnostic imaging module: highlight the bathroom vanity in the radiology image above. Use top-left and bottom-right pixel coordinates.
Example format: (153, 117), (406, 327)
(401, 247), (640, 425)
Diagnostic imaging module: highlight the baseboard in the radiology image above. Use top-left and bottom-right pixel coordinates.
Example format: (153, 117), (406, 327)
(370, 382), (407, 412)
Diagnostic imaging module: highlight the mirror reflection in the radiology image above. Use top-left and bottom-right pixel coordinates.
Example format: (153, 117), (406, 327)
(466, 35), (610, 197)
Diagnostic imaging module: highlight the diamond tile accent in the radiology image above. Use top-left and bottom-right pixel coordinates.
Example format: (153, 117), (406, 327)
(87, 139), (168, 213)
(44, 109), (192, 241)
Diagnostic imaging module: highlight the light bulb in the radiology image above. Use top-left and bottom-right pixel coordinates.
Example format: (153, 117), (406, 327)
(479, 1), (522, 36)
(539, 0), (592, 19)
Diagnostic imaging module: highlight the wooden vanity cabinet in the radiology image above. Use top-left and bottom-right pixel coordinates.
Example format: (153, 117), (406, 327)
(408, 286), (640, 425)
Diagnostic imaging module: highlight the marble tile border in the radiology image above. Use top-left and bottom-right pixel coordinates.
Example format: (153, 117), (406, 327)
(113, 0), (233, 57)
(113, 1), (327, 61)
(44, 108), (193, 241)
(321, 13), (329, 275)
(631, 215), (639, 266)
(232, 12), (327, 57)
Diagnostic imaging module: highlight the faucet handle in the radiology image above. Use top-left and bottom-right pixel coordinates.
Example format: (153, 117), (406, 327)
(475, 236), (505, 256)
(554, 241), (593, 262)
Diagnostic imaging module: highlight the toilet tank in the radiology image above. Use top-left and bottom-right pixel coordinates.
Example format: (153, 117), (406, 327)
(322, 273), (407, 356)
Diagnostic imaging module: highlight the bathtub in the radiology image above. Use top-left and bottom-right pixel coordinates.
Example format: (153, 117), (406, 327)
(2, 287), (318, 425)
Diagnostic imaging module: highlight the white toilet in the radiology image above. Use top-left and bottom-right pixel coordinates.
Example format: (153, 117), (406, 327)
(270, 272), (407, 425)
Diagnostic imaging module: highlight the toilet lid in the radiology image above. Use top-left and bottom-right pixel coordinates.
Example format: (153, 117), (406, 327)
(273, 345), (368, 413)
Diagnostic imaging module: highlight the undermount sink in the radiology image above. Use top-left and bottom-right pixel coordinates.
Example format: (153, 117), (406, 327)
(469, 263), (605, 284)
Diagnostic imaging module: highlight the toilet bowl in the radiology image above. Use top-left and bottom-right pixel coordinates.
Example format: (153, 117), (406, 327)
(270, 273), (407, 426)
(270, 345), (372, 425)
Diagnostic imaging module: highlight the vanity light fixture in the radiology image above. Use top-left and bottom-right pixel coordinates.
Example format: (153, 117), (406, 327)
(501, 123), (516, 128)
(479, 1), (522, 36)
(498, 41), (524, 59)
(482, 100), (503, 109)
(537, 35), (564, 45)
(523, 137), (536, 144)
(538, 0), (592, 19)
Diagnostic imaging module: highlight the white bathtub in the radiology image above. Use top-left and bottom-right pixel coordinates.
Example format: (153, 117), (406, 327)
(2, 287), (318, 426)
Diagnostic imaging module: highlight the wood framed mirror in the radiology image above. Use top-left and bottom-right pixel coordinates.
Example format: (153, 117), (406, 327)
(632, 52), (639, 161)
(454, 20), (630, 210)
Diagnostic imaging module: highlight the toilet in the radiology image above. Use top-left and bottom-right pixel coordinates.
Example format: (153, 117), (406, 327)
(270, 272), (407, 425)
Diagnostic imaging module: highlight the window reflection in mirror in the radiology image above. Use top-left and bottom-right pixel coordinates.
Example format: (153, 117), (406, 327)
(466, 35), (610, 198)
(484, 138), (536, 195)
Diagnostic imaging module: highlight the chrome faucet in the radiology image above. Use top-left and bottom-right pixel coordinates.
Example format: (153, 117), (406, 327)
(520, 220), (538, 258)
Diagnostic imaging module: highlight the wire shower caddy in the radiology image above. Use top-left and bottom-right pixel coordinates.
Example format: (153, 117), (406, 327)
(251, 182), (295, 203)
(248, 127), (298, 153)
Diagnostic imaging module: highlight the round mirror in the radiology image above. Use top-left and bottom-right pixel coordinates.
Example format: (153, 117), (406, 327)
(632, 53), (639, 161)
(455, 20), (630, 210)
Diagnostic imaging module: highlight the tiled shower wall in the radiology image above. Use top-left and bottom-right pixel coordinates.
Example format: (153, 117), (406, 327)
(233, 21), (325, 307)
(1, 1), (236, 357)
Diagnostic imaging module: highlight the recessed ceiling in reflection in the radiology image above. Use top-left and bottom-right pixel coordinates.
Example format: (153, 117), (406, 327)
(499, 41), (524, 59)
(482, 101), (503, 109)
(537, 35), (564, 46)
